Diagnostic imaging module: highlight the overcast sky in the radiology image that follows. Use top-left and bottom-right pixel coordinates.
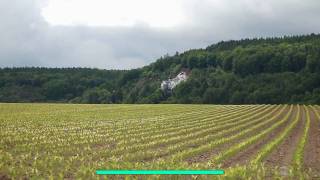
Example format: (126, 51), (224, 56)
(1, 0), (320, 69)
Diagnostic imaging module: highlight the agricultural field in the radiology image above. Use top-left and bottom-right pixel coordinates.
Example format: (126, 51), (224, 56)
(0, 104), (320, 179)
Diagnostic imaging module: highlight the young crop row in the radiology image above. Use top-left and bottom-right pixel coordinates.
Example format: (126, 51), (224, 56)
(251, 105), (300, 164)
(292, 105), (310, 170)
(78, 105), (263, 152)
(117, 105), (279, 161)
(109, 105), (258, 138)
(1, 105), (228, 150)
(1, 104), (318, 179)
(109, 105), (270, 152)
(165, 105), (288, 162)
(208, 105), (293, 165)
(93, 105), (246, 141)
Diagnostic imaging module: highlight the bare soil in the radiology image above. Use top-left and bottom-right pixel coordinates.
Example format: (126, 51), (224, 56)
(185, 106), (291, 165)
(0, 173), (10, 180)
(144, 106), (277, 162)
(303, 108), (320, 178)
(221, 105), (296, 168)
(264, 105), (305, 168)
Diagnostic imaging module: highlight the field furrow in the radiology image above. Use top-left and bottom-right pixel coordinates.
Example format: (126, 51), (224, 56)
(221, 105), (297, 167)
(1, 104), (319, 179)
(207, 105), (294, 166)
(166, 105), (289, 163)
(109, 105), (273, 158)
(117, 106), (278, 162)
(303, 106), (320, 177)
(263, 105), (304, 169)
(182, 105), (286, 164)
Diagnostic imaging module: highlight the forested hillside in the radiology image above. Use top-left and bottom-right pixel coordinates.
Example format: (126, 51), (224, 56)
(1, 34), (320, 104)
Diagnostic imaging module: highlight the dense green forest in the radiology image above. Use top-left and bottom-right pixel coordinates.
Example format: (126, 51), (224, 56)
(1, 34), (320, 104)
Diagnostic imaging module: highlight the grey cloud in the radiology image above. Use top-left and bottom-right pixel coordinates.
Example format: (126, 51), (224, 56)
(183, 0), (320, 39)
(0, 0), (320, 69)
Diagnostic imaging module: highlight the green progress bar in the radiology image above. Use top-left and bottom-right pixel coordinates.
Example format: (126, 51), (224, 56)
(96, 170), (224, 175)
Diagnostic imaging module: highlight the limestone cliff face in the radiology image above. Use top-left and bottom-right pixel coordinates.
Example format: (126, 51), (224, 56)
(161, 71), (188, 91)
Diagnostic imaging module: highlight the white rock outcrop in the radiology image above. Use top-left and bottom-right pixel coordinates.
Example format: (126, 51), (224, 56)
(161, 71), (188, 91)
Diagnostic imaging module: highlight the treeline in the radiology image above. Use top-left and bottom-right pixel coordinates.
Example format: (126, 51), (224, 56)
(1, 34), (320, 104)
(0, 68), (124, 103)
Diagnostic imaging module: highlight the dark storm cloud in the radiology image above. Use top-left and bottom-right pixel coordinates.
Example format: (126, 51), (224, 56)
(0, 0), (320, 69)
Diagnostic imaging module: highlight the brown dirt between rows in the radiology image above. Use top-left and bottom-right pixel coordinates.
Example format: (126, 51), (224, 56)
(137, 106), (276, 163)
(0, 173), (10, 180)
(152, 107), (265, 149)
(221, 105), (297, 168)
(185, 106), (291, 165)
(303, 107), (320, 178)
(264, 105), (305, 168)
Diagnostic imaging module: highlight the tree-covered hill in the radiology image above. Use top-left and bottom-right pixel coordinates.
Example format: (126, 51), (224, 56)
(1, 34), (320, 104)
